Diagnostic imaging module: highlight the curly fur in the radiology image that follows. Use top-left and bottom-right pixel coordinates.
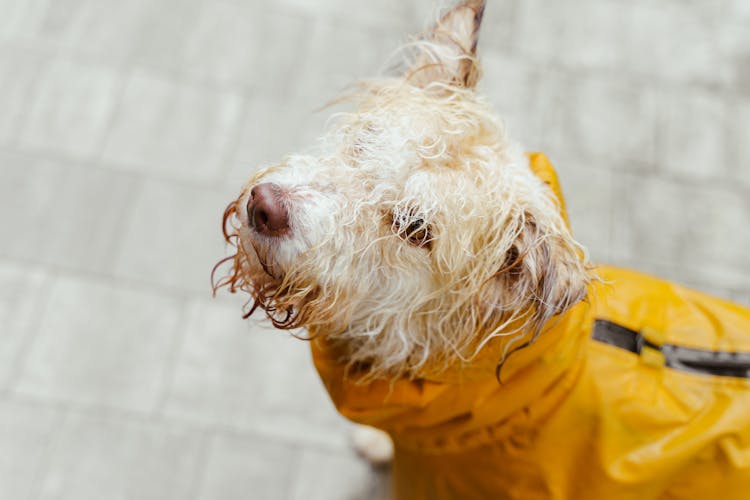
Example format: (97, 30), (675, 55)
(214, 0), (594, 380)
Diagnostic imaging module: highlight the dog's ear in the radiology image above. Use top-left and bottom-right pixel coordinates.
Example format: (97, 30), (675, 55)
(404, 0), (486, 89)
(489, 213), (590, 338)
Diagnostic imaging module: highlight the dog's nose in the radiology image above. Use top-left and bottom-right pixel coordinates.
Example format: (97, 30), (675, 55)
(247, 183), (289, 235)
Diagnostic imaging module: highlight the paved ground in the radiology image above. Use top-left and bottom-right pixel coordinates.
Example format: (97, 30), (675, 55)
(0, 0), (748, 499)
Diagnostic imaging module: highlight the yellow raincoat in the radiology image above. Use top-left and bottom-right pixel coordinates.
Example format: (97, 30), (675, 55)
(311, 154), (750, 499)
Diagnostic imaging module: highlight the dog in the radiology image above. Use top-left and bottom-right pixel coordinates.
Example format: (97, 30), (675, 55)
(214, 1), (750, 498)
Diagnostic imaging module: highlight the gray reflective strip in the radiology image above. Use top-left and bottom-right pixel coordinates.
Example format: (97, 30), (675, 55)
(591, 320), (639, 352)
(592, 319), (750, 379)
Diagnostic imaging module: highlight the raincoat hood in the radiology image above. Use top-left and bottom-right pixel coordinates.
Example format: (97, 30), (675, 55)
(310, 154), (750, 499)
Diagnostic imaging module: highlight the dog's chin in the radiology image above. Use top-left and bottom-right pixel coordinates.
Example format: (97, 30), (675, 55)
(245, 238), (285, 281)
(236, 242), (325, 331)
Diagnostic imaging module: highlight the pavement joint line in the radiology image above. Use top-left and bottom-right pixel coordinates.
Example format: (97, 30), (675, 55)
(4, 390), (354, 455)
(3, 271), (58, 395)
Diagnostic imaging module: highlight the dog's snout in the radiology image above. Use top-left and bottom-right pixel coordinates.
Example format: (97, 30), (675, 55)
(247, 183), (289, 236)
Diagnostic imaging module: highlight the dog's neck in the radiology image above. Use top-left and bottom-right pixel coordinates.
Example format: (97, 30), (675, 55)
(418, 296), (593, 385)
(311, 297), (594, 448)
(312, 295), (590, 378)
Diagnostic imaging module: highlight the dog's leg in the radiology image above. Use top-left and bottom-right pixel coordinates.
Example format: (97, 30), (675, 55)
(351, 424), (394, 466)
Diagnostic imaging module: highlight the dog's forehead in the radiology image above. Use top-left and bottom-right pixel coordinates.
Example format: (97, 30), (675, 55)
(329, 86), (503, 180)
(336, 121), (490, 199)
(349, 85), (486, 138)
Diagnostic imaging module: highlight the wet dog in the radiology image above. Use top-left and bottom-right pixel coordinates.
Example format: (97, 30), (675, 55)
(215, 2), (750, 498)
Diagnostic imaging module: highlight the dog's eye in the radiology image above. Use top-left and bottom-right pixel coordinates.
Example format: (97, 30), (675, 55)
(391, 212), (432, 249)
(405, 220), (430, 246)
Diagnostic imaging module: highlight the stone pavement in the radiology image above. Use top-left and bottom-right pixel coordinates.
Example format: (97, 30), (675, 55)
(0, 0), (748, 499)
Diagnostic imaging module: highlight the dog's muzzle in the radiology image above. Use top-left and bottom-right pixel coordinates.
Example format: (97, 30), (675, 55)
(247, 183), (289, 237)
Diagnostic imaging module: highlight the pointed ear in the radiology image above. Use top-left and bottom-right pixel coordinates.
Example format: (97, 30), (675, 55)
(405, 0), (486, 89)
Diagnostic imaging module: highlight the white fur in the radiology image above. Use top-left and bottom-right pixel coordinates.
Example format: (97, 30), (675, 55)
(351, 425), (394, 466)
(216, 0), (592, 380)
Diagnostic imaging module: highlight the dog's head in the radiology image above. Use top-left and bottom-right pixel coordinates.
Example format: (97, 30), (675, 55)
(215, 0), (593, 378)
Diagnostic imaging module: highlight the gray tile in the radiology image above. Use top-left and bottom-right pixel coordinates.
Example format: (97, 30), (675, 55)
(400, 0), (453, 31)
(0, 399), (60, 500)
(228, 90), (329, 184)
(0, 263), (48, 389)
(612, 173), (750, 287)
(18, 58), (121, 159)
(479, 52), (543, 148)
(162, 299), (267, 426)
(0, 0), (48, 42)
(38, 0), (149, 62)
(0, 47), (45, 146)
(729, 0), (750, 20)
(558, 0), (628, 71)
(732, 99), (750, 185)
(527, 68), (572, 154)
(101, 70), (243, 183)
(129, 0), (203, 73)
(658, 90), (728, 181)
(276, 0), (416, 31)
(290, 448), (387, 500)
(163, 299), (348, 449)
(469, 0), (517, 53)
(551, 75), (658, 166)
(14, 277), (182, 413)
(297, 18), (391, 97)
(552, 156), (614, 263)
(180, 1), (258, 87)
(0, 152), (135, 273)
(182, 2), (311, 91)
(622, 2), (730, 86)
(515, 0), (626, 70)
(37, 411), (203, 500)
(512, 0), (569, 62)
(718, 19), (750, 94)
(112, 179), (230, 294)
(249, 10), (315, 94)
(243, 408), (350, 453)
(196, 432), (295, 500)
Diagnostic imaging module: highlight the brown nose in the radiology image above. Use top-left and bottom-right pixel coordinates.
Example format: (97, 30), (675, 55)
(247, 183), (289, 235)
